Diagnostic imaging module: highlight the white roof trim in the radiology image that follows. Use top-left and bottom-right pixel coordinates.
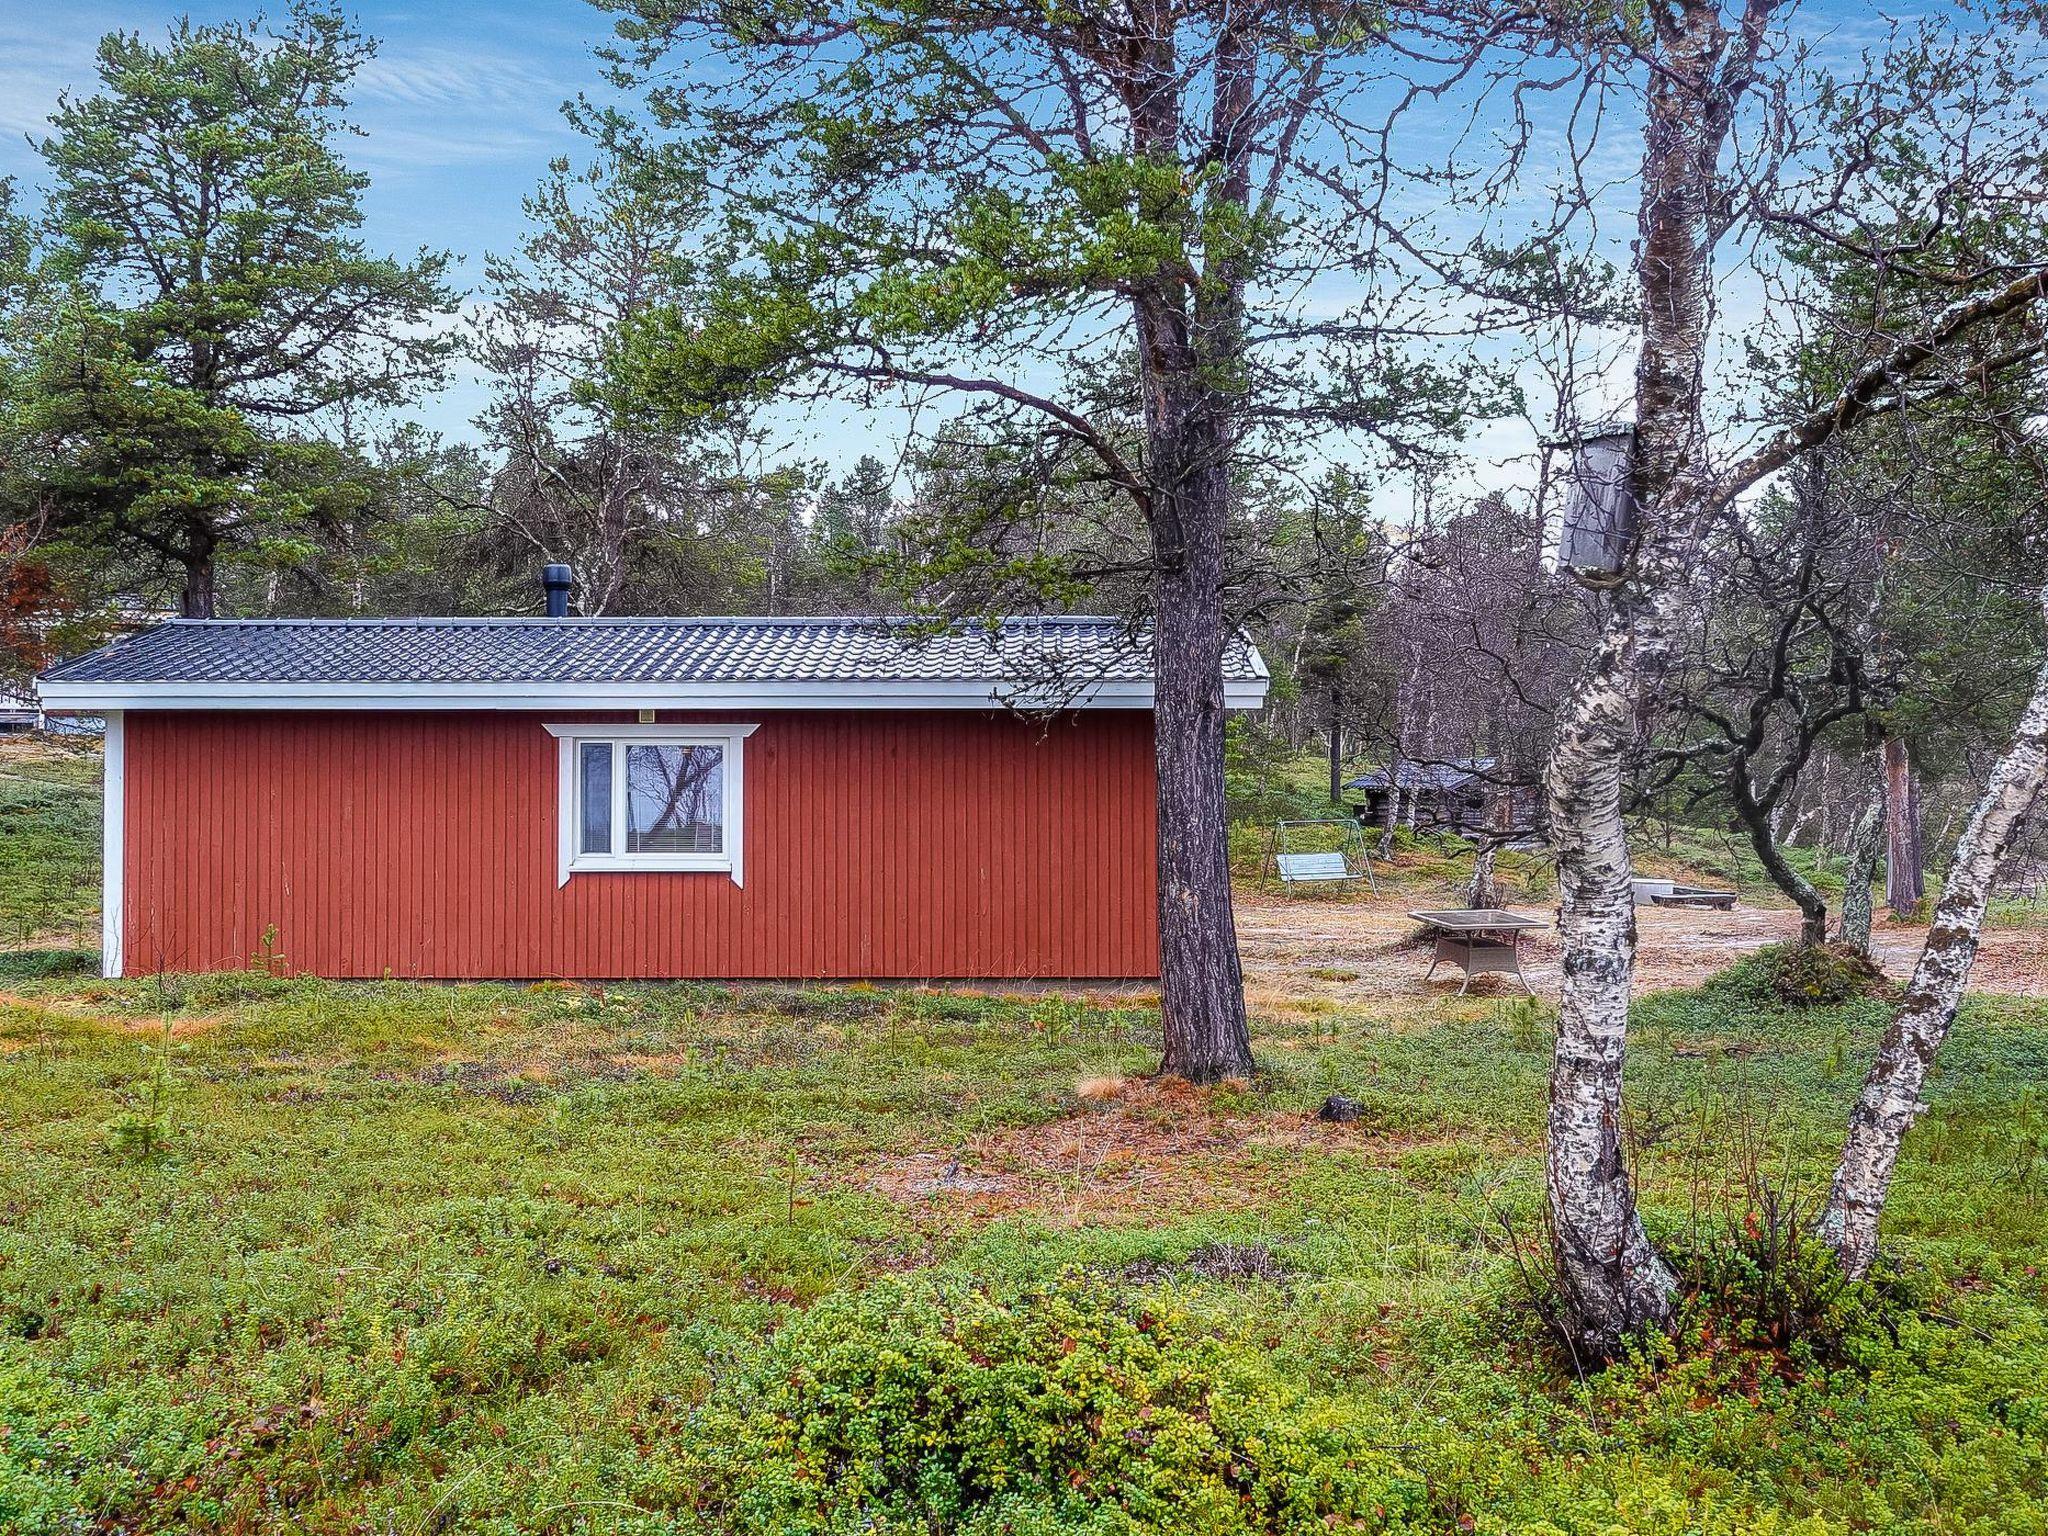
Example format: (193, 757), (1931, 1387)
(37, 677), (1271, 712)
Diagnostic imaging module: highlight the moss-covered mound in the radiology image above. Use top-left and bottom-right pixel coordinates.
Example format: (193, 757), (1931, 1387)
(1713, 941), (1893, 1007)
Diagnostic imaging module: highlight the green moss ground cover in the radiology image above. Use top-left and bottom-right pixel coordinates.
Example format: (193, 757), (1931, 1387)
(0, 738), (100, 945)
(3, 969), (2048, 1533)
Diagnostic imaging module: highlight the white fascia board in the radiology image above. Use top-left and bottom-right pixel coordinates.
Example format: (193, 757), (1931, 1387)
(39, 678), (1271, 712)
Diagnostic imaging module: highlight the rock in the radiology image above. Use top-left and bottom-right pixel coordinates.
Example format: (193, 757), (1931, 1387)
(1318, 1093), (1363, 1123)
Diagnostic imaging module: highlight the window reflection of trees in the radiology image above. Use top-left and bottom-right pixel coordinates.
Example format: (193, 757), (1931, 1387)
(626, 745), (724, 853)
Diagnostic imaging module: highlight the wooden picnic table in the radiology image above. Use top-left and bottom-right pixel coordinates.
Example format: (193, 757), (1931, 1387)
(1408, 908), (1548, 996)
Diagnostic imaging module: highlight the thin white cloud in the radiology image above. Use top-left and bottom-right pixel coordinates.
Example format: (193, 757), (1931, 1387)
(353, 47), (575, 112)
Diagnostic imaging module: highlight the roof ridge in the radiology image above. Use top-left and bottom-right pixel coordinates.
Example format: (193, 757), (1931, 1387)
(153, 613), (1131, 629)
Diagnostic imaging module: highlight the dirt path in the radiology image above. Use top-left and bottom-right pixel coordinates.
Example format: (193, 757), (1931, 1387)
(1233, 888), (2048, 1007)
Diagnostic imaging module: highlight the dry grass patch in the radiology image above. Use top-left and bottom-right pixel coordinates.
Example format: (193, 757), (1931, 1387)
(850, 1076), (1461, 1227)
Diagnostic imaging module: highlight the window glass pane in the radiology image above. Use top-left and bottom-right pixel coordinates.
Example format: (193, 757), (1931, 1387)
(626, 744), (724, 854)
(579, 742), (612, 854)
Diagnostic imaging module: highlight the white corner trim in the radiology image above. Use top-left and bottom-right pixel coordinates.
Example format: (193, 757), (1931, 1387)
(101, 711), (125, 978)
(547, 723), (758, 888)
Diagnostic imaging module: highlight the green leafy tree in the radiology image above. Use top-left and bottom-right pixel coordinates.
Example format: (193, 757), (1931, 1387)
(598, 0), (1501, 1079)
(28, 3), (454, 618)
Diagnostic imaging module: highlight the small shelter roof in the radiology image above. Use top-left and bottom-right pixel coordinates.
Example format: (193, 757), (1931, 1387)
(1346, 757), (1497, 794)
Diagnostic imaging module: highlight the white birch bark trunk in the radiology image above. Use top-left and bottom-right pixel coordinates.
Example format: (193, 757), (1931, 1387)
(1544, 569), (1686, 1355)
(1540, 0), (1755, 1357)
(1467, 840), (1499, 910)
(1821, 581), (2048, 1277)
(1836, 746), (1886, 954)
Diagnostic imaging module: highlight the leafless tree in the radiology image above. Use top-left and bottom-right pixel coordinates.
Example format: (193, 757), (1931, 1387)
(472, 153), (707, 615)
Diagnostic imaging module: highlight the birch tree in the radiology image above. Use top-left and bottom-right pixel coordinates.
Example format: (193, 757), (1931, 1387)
(1821, 572), (2048, 1275)
(1538, 0), (2048, 1356)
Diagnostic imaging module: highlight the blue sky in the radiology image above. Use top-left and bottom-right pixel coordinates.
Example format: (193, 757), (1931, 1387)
(0, 0), (625, 444)
(0, 1), (1949, 506)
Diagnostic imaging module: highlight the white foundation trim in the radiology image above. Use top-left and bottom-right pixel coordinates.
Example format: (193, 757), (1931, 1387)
(100, 711), (124, 978)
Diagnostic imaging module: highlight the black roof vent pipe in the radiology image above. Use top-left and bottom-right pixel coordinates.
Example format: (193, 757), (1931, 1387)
(541, 564), (574, 618)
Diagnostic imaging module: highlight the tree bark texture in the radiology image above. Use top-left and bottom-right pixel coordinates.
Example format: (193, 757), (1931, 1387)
(1837, 750), (1886, 954)
(1884, 736), (1924, 916)
(1822, 583), (2048, 1276)
(1733, 764), (1831, 945)
(1542, 0), (1762, 1356)
(1143, 374), (1254, 1082)
(1327, 698), (1344, 805)
(1467, 841), (1500, 909)
(1130, 15), (1258, 1084)
(1543, 566), (1686, 1356)
(178, 520), (219, 619)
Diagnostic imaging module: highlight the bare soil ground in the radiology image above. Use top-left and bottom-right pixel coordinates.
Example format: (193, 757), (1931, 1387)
(1233, 887), (2048, 1004)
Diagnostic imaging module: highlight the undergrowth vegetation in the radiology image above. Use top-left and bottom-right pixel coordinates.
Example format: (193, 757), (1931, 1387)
(3, 966), (2047, 1533)
(0, 737), (100, 943)
(1712, 941), (1895, 1007)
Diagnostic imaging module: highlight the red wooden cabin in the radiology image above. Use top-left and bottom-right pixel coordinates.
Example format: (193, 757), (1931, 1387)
(38, 612), (1268, 981)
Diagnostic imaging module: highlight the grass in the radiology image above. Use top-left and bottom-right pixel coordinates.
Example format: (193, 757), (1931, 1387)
(0, 736), (101, 946)
(6, 732), (2048, 1530)
(4, 973), (2048, 1532)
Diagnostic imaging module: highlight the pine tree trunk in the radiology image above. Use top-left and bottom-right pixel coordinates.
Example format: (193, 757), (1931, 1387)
(1884, 737), (1924, 917)
(1148, 411), (1254, 1085)
(179, 527), (218, 618)
(1822, 585), (2048, 1276)
(1327, 695), (1344, 805)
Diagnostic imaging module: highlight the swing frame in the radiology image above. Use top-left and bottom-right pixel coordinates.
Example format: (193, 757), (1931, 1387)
(1262, 817), (1380, 893)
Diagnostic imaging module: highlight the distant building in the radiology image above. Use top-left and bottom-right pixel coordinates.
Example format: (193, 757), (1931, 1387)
(0, 681), (41, 733)
(1345, 757), (1541, 838)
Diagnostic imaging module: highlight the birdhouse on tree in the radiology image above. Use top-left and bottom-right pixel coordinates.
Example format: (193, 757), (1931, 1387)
(1556, 422), (1638, 576)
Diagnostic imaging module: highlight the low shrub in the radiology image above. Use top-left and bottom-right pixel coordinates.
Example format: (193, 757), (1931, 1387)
(0, 947), (97, 979)
(684, 1273), (1428, 1535)
(1669, 1199), (1919, 1365)
(1712, 942), (1891, 1007)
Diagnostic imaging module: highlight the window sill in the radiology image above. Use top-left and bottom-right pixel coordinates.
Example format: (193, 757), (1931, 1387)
(565, 858), (738, 883)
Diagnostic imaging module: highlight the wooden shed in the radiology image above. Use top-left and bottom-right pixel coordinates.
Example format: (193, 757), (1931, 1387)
(37, 614), (1269, 981)
(1345, 758), (1539, 838)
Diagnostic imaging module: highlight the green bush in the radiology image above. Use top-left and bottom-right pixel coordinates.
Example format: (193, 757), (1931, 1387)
(685, 1274), (1429, 1535)
(1712, 942), (1891, 1007)
(0, 948), (97, 979)
(1670, 1207), (1919, 1364)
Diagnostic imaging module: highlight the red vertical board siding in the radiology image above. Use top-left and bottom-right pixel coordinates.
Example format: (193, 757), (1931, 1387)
(121, 709), (1160, 979)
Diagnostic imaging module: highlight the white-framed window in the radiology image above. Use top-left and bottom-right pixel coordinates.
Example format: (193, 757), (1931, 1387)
(544, 723), (759, 885)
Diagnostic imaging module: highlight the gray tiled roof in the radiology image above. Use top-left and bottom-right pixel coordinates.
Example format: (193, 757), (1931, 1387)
(1346, 758), (1496, 793)
(41, 615), (1267, 688)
